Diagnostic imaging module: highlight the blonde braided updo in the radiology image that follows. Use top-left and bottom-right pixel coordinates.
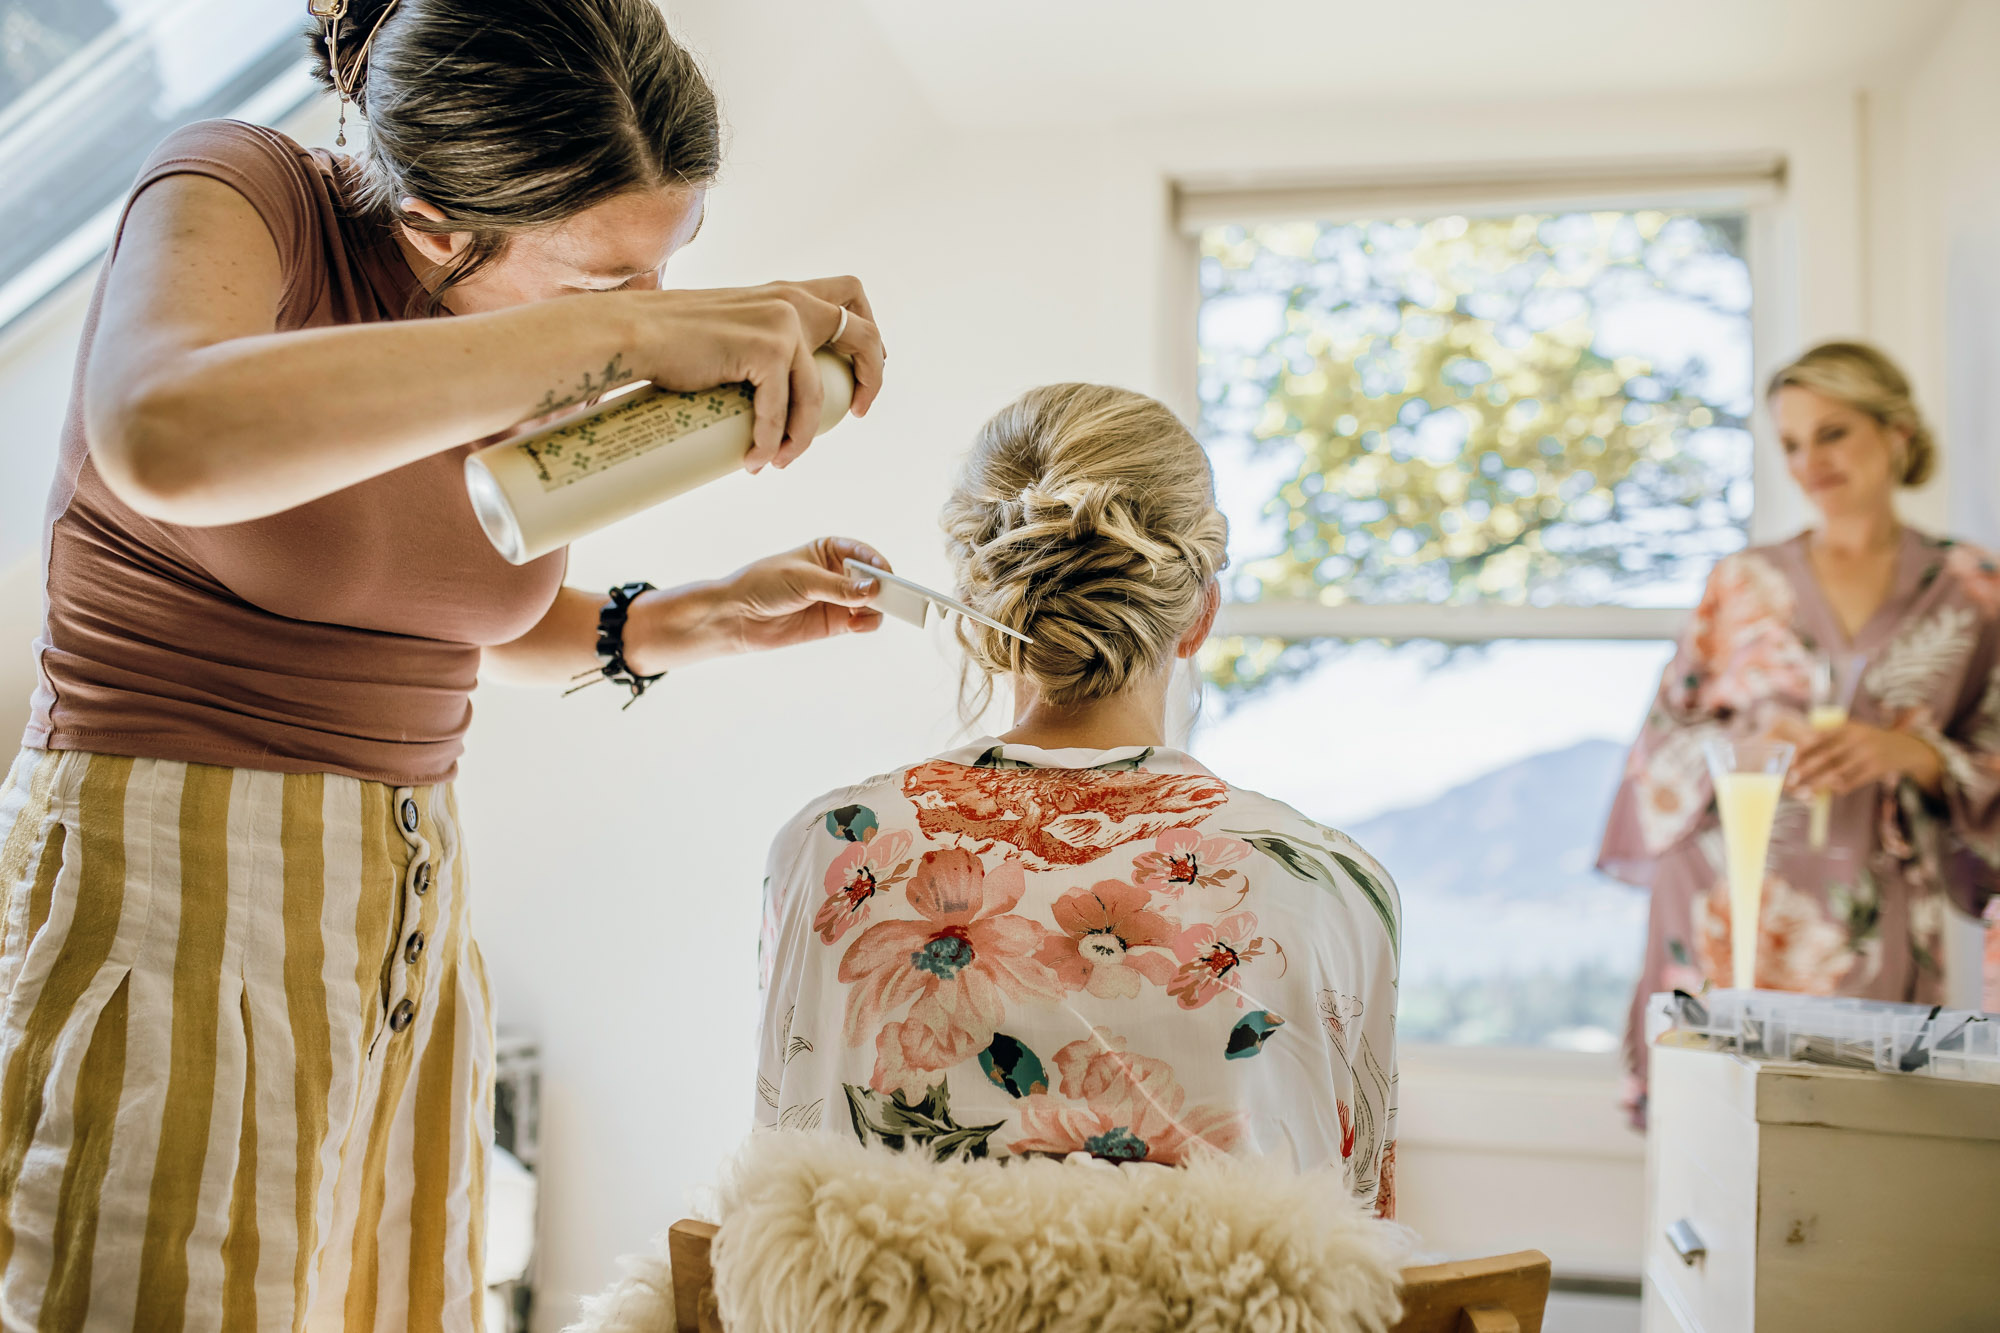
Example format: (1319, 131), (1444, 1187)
(943, 383), (1229, 714)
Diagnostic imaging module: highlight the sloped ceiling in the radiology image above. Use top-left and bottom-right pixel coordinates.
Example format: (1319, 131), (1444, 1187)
(854, 0), (1959, 130)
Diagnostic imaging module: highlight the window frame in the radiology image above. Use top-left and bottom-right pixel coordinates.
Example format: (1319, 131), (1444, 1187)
(1175, 153), (1792, 647)
(1175, 159), (1799, 1075)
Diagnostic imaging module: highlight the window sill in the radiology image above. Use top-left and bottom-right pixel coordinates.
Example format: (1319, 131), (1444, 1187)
(1397, 1041), (1646, 1279)
(1215, 601), (1691, 642)
(1399, 1040), (1641, 1162)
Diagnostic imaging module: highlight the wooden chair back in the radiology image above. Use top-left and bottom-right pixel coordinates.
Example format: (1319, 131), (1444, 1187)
(664, 1220), (1549, 1333)
(1387, 1250), (1552, 1333)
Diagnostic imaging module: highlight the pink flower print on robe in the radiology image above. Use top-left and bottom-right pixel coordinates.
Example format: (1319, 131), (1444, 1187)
(837, 848), (1063, 1101)
(1008, 1029), (1243, 1165)
(1983, 901), (2000, 1012)
(815, 830), (915, 945)
(899, 759), (1229, 870)
(1694, 553), (1813, 719)
(1374, 1140), (1397, 1221)
(1168, 911), (1273, 1009)
(1131, 828), (1252, 912)
(1035, 881), (1179, 1000)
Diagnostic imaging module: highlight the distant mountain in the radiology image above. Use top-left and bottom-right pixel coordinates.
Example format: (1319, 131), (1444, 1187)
(1337, 738), (1647, 986)
(1345, 738), (1629, 906)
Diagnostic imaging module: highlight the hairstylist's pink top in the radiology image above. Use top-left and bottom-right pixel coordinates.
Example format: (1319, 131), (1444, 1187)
(24, 120), (566, 785)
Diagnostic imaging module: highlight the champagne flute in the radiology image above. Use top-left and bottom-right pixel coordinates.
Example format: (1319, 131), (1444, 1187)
(1705, 736), (1795, 990)
(1807, 651), (1867, 849)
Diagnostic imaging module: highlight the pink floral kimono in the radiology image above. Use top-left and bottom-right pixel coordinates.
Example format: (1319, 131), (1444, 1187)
(755, 740), (1402, 1216)
(1600, 530), (2000, 1114)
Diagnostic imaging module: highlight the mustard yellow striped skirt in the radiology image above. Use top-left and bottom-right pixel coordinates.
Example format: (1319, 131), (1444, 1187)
(0, 749), (492, 1331)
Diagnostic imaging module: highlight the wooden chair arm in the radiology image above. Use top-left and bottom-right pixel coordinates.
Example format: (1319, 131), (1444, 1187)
(668, 1219), (722, 1333)
(1457, 1304), (1520, 1333)
(1390, 1250), (1551, 1333)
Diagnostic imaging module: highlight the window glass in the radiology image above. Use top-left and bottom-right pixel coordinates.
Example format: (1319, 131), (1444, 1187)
(1193, 638), (1674, 1050)
(1199, 209), (1754, 634)
(0, 0), (307, 316)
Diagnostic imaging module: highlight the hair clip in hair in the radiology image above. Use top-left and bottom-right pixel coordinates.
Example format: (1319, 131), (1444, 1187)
(306, 0), (347, 18)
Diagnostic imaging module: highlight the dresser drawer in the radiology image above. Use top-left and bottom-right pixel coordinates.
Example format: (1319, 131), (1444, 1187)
(1642, 1258), (1704, 1333)
(1644, 1136), (1755, 1331)
(1644, 1047), (1756, 1332)
(1752, 1120), (2000, 1329)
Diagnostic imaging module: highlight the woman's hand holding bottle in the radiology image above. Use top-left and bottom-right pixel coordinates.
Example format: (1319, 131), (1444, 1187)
(617, 277), (885, 472)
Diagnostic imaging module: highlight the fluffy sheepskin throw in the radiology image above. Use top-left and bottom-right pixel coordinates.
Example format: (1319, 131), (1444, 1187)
(570, 1132), (1413, 1333)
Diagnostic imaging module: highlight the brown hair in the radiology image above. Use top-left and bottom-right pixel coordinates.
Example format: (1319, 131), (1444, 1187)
(943, 384), (1229, 717)
(306, 0), (722, 313)
(1766, 340), (1935, 487)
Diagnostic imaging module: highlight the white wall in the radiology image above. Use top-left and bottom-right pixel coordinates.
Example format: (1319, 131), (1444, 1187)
(1866, 0), (2000, 545)
(0, 291), (85, 565)
(0, 3), (1971, 1324)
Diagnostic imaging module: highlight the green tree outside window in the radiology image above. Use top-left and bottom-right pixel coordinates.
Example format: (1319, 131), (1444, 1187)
(1198, 210), (1753, 695)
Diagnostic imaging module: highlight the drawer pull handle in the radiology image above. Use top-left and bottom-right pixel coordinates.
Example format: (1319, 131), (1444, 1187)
(1666, 1218), (1707, 1265)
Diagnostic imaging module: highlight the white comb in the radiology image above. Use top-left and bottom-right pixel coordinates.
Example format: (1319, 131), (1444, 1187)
(844, 559), (1034, 643)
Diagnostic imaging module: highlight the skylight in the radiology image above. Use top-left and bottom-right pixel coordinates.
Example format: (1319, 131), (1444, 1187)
(0, 0), (318, 333)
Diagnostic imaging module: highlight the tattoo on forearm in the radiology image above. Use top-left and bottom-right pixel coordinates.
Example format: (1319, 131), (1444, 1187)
(533, 353), (633, 416)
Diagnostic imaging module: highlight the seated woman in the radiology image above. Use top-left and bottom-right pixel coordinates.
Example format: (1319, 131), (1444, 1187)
(754, 383), (1400, 1215)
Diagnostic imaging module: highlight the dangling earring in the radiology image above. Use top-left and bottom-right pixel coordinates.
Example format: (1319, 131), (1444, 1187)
(306, 0), (401, 148)
(307, 1), (351, 143)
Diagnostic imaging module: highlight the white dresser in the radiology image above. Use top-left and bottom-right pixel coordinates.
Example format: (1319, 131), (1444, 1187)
(1642, 1040), (2000, 1332)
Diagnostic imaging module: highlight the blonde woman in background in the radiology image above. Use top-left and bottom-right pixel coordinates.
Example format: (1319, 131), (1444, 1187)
(754, 385), (1402, 1215)
(1600, 341), (2000, 1124)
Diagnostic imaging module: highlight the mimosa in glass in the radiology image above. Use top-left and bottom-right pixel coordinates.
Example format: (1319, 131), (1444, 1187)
(1704, 736), (1795, 990)
(1806, 704), (1847, 848)
(1806, 652), (1864, 849)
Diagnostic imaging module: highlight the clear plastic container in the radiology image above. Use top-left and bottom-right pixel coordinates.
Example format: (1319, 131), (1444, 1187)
(1924, 1010), (2000, 1085)
(1647, 988), (1998, 1084)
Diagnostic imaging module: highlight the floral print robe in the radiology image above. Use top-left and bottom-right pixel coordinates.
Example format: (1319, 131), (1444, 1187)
(1599, 530), (2000, 1113)
(756, 740), (1402, 1216)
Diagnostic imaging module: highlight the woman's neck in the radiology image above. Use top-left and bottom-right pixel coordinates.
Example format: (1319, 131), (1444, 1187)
(1813, 504), (1902, 560)
(999, 675), (1172, 751)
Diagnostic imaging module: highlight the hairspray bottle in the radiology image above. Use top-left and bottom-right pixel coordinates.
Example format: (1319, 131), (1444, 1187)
(465, 350), (854, 564)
